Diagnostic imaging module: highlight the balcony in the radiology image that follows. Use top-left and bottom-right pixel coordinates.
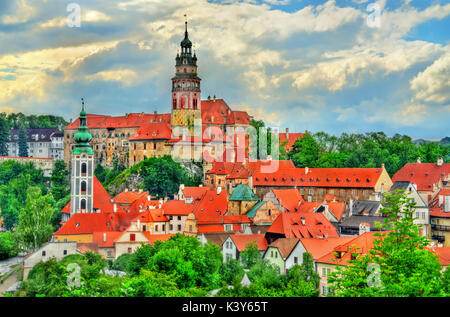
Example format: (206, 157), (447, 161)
(431, 235), (445, 243)
(431, 224), (450, 232)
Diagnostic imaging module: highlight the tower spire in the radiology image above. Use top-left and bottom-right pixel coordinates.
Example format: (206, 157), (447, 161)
(72, 98), (94, 155)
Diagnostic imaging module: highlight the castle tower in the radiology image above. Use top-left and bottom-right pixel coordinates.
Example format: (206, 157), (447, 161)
(70, 99), (95, 215)
(171, 19), (202, 134)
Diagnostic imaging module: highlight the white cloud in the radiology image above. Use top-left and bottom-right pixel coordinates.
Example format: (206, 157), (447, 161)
(410, 49), (450, 104)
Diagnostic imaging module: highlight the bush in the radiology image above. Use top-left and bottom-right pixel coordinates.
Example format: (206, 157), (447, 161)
(0, 232), (17, 260)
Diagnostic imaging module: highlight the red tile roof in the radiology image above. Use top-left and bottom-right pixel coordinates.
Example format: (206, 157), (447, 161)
(254, 167), (384, 188)
(163, 200), (196, 216)
(299, 237), (355, 260)
(278, 132), (305, 152)
(141, 233), (174, 245)
(267, 212), (339, 239)
(272, 189), (305, 212)
(183, 186), (209, 200)
(316, 232), (379, 266)
(229, 234), (268, 251)
(327, 201), (346, 221)
(54, 212), (137, 235)
(61, 176), (123, 214)
(65, 113), (171, 130)
(128, 123), (172, 140)
(113, 191), (149, 205)
(392, 163), (450, 192)
(428, 246), (450, 266)
(132, 209), (169, 223)
(429, 189), (450, 218)
(92, 231), (123, 248)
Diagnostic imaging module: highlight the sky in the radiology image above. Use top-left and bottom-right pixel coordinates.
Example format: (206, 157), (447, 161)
(0, 0), (449, 140)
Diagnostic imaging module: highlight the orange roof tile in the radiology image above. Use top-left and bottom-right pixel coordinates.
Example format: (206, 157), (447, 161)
(429, 189), (450, 218)
(128, 122), (172, 140)
(272, 189), (305, 212)
(267, 238), (300, 259)
(393, 163), (450, 192)
(92, 231), (123, 248)
(163, 200), (196, 216)
(229, 234), (268, 251)
(65, 113), (171, 130)
(299, 237), (354, 260)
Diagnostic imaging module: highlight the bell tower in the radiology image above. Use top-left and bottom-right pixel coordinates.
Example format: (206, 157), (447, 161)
(171, 18), (201, 134)
(70, 98), (95, 215)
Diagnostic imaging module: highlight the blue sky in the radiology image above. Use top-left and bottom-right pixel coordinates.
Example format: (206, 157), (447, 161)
(0, 0), (449, 139)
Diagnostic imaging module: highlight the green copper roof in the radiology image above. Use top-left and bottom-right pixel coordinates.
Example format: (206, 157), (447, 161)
(72, 99), (94, 155)
(229, 184), (260, 201)
(246, 201), (266, 218)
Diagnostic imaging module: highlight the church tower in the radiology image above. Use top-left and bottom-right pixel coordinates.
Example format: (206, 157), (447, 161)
(171, 19), (202, 134)
(70, 99), (95, 215)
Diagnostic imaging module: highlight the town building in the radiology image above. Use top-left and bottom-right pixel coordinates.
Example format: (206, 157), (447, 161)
(392, 158), (450, 202)
(338, 200), (385, 236)
(263, 238), (302, 274)
(8, 128), (63, 160)
(222, 234), (267, 263)
(429, 189), (450, 247)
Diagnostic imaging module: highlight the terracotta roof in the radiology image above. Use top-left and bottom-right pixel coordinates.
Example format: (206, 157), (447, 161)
(226, 163), (250, 179)
(392, 162), (450, 192)
(278, 132), (305, 152)
(229, 234), (268, 251)
(132, 209), (169, 223)
(206, 162), (236, 175)
(193, 188), (229, 223)
(163, 200), (196, 216)
(327, 201), (346, 221)
(272, 189), (305, 212)
(267, 212), (339, 239)
(77, 243), (99, 253)
(65, 113), (171, 130)
(428, 246), (450, 266)
(183, 186), (208, 200)
(113, 191), (149, 205)
(92, 231), (123, 248)
(299, 237), (355, 260)
(316, 231), (379, 266)
(128, 122), (172, 141)
(429, 189), (450, 218)
(54, 212), (137, 235)
(268, 238), (300, 259)
(254, 167), (385, 188)
(62, 176), (123, 214)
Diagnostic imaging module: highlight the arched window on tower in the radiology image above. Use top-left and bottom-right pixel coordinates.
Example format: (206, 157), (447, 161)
(173, 98), (177, 109)
(80, 199), (86, 211)
(81, 181), (86, 193)
(81, 163), (87, 175)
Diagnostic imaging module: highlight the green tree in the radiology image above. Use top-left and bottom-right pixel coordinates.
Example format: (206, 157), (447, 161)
(240, 241), (260, 269)
(289, 133), (321, 168)
(219, 259), (245, 286)
(18, 125), (28, 157)
(0, 231), (17, 260)
(13, 187), (54, 252)
(94, 163), (108, 184)
(50, 160), (69, 202)
(0, 117), (9, 156)
(328, 190), (445, 297)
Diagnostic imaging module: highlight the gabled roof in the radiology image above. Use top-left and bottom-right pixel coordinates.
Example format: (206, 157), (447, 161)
(429, 188), (450, 218)
(228, 234), (268, 251)
(183, 186), (208, 200)
(278, 132), (305, 152)
(206, 162), (236, 175)
(267, 238), (300, 259)
(193, 188), (229, 223)
(229, 184), (259, 201)
(267, 212), (339, 239)
(254, 167), (386, 188)
(350, 200), (382, 216)
(299, 237), (355, 261)
(62, 176), (123, 214)
(316, 232), (379, 266)
(272, 189), (305, 212)
(132, 209), (168, 223)
(54, 212), (137, 235)
(113, 190), (149, 205)
(392, 163), (450, 192)
(428, 246), (450, 266)
(92, 231), (123, 248)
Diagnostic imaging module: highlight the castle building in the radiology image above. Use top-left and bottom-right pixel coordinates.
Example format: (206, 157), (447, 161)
(63, 21), (252, 170)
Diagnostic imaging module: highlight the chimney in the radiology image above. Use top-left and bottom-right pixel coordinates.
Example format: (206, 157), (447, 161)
(217, 186), (222, 195)
(70, 118), (73, 124)
(437, 157), (443, 167)
(207, 95), (211, 101)
(439, 195), (443, 206)
(154, 110), (157, 115)
(359, 222), (370, 235)
(417, 157), (421, 164)
(147, 195), (151, 201)
(139, 189), (143, 193)
(103, 233), (106, 243)
(381, 163), (385, 169)
(300, 217), (305, 226)
(445, 196), (450, 213)
(305, 166), (309, 174)
(113, 203), (117, 213)
(213, 95), (216, 101)
(285, 127), (289, 140)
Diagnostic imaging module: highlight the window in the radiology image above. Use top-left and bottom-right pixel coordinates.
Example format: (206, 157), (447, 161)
(322, 267), (331, 277)
(155, 225), (159, 232)
(143, 225), (147, 232)
(128, 248), (132, 254)
(294, 257), (298, 264)
(177, 224), (182, 231)
(81, 181), (86, 193)
(130, 234), (136, 241)
(80, 199), (86, 210)
(178, 216), (181, 221)
(107, 251), (112, 258)
(162, 224), (166, 232)
(81, 163), (87, 175)
(189, 225), (193, 232)
(42, 251), (46, 256)
(170, 224), (173, 231)
(63, 250), (67, 255)
(322, 286), (328, 296)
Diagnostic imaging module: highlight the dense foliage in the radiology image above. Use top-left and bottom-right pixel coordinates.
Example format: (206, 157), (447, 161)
(328, 190), (447, 297)
(0, 231), (17, 260)
(286, 132), (449, 176)
(0, 112), (68, 130)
